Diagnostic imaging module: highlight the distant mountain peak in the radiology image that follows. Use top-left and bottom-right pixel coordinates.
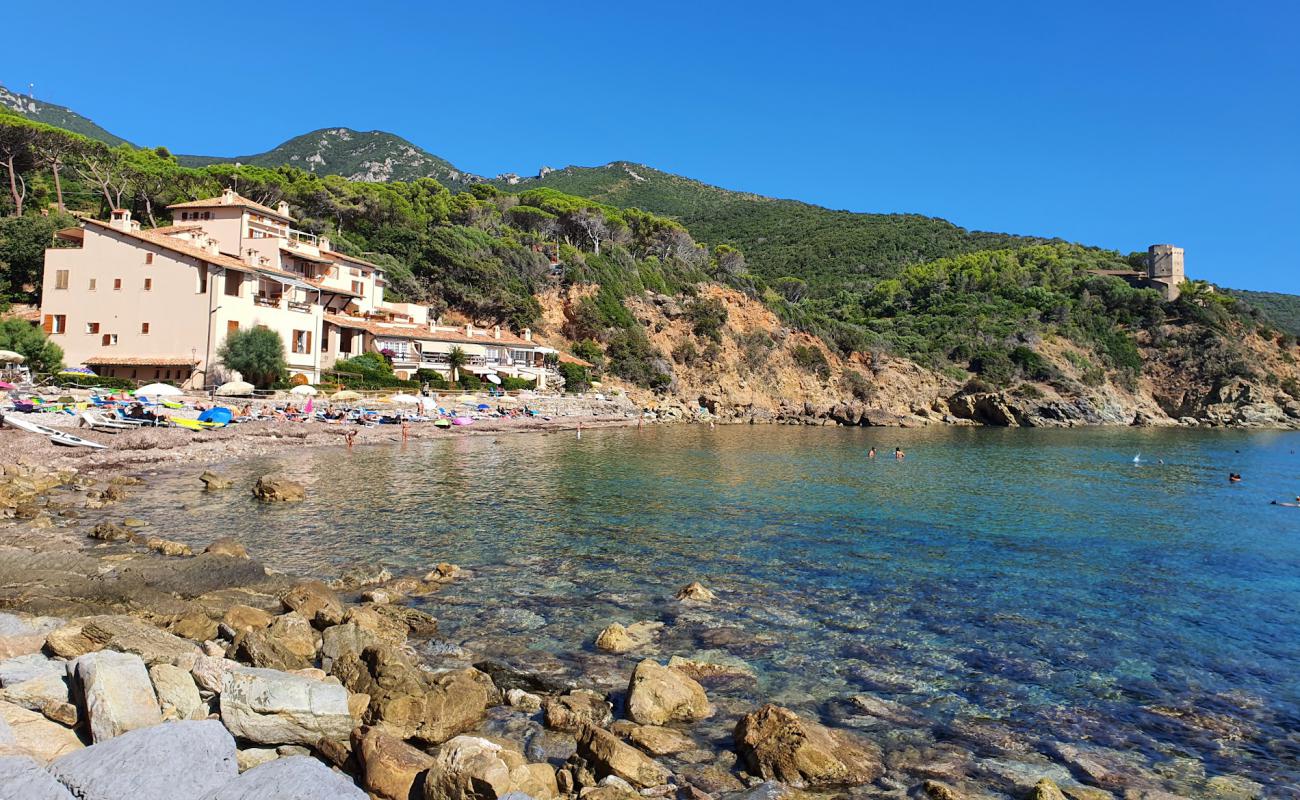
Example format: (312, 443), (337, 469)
(0, 82), (130, 146)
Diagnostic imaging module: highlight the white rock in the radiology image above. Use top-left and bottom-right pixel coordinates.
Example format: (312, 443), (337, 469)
(0, 701), (84, 763)
(506, 689), (542, 712)
(197, 755), (367, 799)
(0, 654), (64, 688)
(219, 667), (353, 746)
(150, 663), (204, 721)
(49, 720), (236, 800)
(236, 746), (279, 772)
(191, 655), (240, 693)
(0, 671), (69, 711)
(69, 650), (162, 743)
(0, 754), (76, 799)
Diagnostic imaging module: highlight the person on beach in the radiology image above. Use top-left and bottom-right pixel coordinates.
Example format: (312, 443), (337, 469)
(868, 447), (876, 459)
(895, 447), (905, 460)
(344, 428), (356, 449)
(401, 418), (410, 441)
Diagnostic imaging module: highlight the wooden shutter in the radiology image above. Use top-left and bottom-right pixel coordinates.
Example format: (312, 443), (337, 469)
(306, 331), (312, 353)
(42, 315), (53, 333)
(101, 334), (110, 347)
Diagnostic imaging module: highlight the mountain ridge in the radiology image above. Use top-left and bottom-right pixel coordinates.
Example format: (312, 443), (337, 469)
(0, 83), (130, 146)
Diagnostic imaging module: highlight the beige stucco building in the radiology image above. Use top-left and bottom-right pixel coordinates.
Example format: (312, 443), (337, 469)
(39, 189), (563, 387)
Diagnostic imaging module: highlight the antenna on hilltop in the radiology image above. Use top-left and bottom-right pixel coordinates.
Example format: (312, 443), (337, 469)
(28, 83), (35, 99)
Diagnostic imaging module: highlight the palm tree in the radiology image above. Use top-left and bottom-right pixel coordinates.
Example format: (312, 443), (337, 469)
(447, 346), (467, 384)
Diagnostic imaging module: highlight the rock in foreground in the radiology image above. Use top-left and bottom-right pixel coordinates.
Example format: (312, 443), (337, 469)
(733, 703), (882, 788)
(220, 667), (354, 746)
(197, 755), (366, 799)
(49, 720), (237, 800)
(625, 659), (712, 726)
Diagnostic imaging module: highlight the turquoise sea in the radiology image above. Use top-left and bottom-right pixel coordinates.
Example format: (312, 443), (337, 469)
(119, 426), (1300, 795)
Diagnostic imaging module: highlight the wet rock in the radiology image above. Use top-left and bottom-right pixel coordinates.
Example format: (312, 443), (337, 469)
(362, 588), (401, 605)
(667, 655), (756, 685)
(675, 582), (716, 603)
(1033, 779), (1069, 800)
(70, 650), (162, 743)
(333, 647), (494, 745)
(344, 605), (409, 649)
(331, 564), (394, 590)
(626, 659), (712, 726)
(230, 612), (319, 671)
(89, 522), (133, 542)
(355, 725), (436, 800)
(0, 701), (84, 762)
(595, 621), (663, 654)
(48, 719), (236, 800)
(150, 663), (203, 721)
(423, 563), (464, 582)
(199, 471), (233, 490)
(199, 755), (367, 799)
(220, 666), (355, 746)
(543, 690), (613, 732)
(474, 660), (568, 695)
(733, 703), (882, 788)
(371, 604), (439, 638)
(922, 779), (964, 800)
(575, 723), (672, 788)
(146, 537), (193, 558)
(204, 538), (249, 559)
(252, 475), (306, 502)
(0, 754), (76, 800)
(221, 605), (273, 636)
(281, 581), (345, 628)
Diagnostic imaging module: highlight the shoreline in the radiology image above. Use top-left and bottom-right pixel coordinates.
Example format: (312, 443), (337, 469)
(0, 433), (1282, 799)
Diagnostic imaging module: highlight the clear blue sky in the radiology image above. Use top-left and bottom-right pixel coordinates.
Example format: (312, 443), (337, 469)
(4, 1), (1297, 291)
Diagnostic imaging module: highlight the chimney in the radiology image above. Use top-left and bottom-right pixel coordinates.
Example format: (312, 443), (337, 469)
(523, 328), (532, 342)
(277, 201), (290, 217)
(465, 323), (474, 338)
(318, 236), (331, 252)
(244, 248), (259, 266)
(221, 188), (236, 204)
(206, 236), (220, 255)
(493, 325), (501, 340)
(109, 209), (131, 231)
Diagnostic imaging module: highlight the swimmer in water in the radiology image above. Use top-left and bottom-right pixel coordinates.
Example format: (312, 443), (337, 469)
(895, 447), (905, 460)
(1229, 472), (1242, 483)
(868, 447), (876, 459)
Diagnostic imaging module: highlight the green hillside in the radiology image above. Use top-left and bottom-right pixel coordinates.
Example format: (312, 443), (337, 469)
(1224, 289), (1300, 337)
(498, 162), (1047, 295)
(0, 83), (130, 147)
(177, 128), (477, 185)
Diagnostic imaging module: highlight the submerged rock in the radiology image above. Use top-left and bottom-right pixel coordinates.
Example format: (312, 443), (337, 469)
(733, 703), (882, 788)
(199, 471), (233, 490)
(252, 475), (306, 503)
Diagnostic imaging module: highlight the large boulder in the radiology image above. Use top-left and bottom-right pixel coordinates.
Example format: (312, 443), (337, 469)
(423, 735), (558, 800)
(281, 581), (345, 628)
(594, 622), (662, 654)
(203, 538), (249, 559)
(220, 667), (354, 746)
(625, 659), (711, 726)
(674, 582), (716, 603)
(0, 754), (76, 800)
(67, 615), (201, 666)
(150, 663), (204, 722)
(0, 701), (84, 762)
(0, 670), (70, 713)
(355, 725), (436, 800)
(69, 650), (162, 743)
(320, 623), (379, 673)
(49, 720), (236, 800)
(199, 471), (233, 491)
(0, 653), (64, 687)
(220, 605), (273, 637)
(334, 647), (494, 744)
(253, 475), (306, 503)
(733, 704), (882, 788)
(197, 755), (367, 799)
(575, 723), (672, 789)
(0, 613), (60, 659)
(190, 655), (240, 694)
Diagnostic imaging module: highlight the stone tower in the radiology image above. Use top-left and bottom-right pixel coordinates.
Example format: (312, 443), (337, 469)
(1147, 244), (1185, 301)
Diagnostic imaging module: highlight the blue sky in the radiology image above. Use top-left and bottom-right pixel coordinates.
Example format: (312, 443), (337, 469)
(4, 1), (1297, 291)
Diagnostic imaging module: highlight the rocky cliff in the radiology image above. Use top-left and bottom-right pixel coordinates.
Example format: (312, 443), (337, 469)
(535, 284), (1300, 429)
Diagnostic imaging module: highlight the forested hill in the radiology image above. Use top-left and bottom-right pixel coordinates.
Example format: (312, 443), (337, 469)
(176, 128), (479, 185)
(1224, 289), (1300, 338)
(495, 162), (1047, 294)
(0, 84), (130, 147)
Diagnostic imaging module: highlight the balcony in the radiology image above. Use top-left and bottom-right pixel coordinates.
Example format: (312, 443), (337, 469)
(253, 295), (282, 309)
(287, 300), (312, 313)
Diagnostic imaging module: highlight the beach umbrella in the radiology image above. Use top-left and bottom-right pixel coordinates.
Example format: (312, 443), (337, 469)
(136, 382), (183, 397)
(289, 385), (318, 396)
(331, 390), (361, 401)
(390, 393), (420, 405)
(0, 350), (25, 363)
(198, 407), (233, 425)
(215, 380), (255, 396)
(0, 381), (14, 391)
(484, 373), (502, 385)
(495, 396), (519, 406)
(477, 403), (491, 410)
(455, 394), (477, 405)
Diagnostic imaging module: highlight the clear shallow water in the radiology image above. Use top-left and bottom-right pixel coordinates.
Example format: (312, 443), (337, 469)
(117, 426), (1300, 793)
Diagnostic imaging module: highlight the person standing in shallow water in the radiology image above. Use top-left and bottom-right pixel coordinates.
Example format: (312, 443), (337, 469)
(868, 447), (876, 459)
(895, 447), (905, 460)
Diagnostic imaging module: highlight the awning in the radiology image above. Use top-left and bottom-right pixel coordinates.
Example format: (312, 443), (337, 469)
(259, 271), (317, 292)
(280, 247), (332, 264)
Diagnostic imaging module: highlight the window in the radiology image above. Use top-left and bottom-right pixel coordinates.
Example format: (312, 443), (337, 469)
(141, 322), (150, 334)
(88, 278), (97, 290)
(351, 280), (365, 297)
(340, 333), (352, 354)
(55, 270), (69, 290)
(43, 315), (66, 334)
(202, 212), (211, 220)
(144, 253), (153, 265)
(85, 322), (99, 334)
(292, 330), (312, 354)
(113, 278), (122, 290)
(181, 212), (189, 221)
(143, 278), (152, 291)
(101, 334), (117, 347)
(224, 270), (242, 297)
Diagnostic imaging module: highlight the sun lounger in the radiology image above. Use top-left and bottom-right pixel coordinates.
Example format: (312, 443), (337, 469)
(80, 410), (133, 432)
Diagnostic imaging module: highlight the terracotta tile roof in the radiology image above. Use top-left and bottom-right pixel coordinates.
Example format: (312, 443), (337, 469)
(559, 352), (593, 367)
(308, 280), (362, 298)
(168, 192), (291, 222)
(321, 249), (382, 272)
(85, 356), (199, 366)
(281, 247), (333, 264)
(2, 304), (41, 323)
(55, 227), (84, 243)
(148, 224), (204, 235)
(83, 219), (301, 280)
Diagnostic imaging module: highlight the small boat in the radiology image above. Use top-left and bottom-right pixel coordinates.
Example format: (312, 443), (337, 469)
(1, 412), (108, 449)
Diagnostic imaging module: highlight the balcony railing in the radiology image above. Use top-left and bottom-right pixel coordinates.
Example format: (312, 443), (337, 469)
(253, 295), (281, 308)
(287, 300), (311, 313)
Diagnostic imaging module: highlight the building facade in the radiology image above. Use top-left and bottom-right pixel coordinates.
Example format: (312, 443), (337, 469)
(39, 190), (564, 386)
